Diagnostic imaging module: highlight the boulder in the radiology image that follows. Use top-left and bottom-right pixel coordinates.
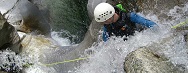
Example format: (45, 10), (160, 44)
(0, 17), (21, 53)
(124, 47), (183, 73)
(0, 0), (18, 15)
(20, 34), (78, 73)
(0, 0), (51, 37)
(87, 0), (106, 20)
(19, 19), (103, 72)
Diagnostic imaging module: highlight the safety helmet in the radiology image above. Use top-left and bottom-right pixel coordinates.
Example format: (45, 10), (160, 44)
(94, 3), (115, 22)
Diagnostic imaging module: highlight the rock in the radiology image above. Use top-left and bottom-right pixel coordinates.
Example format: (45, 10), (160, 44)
(0, 0), (51, 37)
(0, 14), (5, 29)
(83, 20), (103, 45)
(19, 19), (103, 72)
(0, 71), (7, 73)
(0, 20), (23, 72)
(136, 0), (187, 20)
(20, 35), (78, 73)
(0, 20), (21, 53)
(0, 0), (18, 15)
(87, 0), (106, 19)
(124, 47), (183, 73)
(27, 0), (50, 24)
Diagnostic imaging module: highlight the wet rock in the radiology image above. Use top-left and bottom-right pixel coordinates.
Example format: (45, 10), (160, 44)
(136, 0), (187, 20)
(0, 71), (7, 73)
(83, 20), (103, 44)
(0, 19), (22, 72)
(20, 35), (79, 73)
(26, 0), (50, 24)
(0, 14), (5, 29)
(124, 47), (183, 73)
(19, 20), (101, 72)
(0, 0), (51, 37)
(0, 0), (18, 15)
(87, 0), (106, 19)
(0, 17), (21, 53)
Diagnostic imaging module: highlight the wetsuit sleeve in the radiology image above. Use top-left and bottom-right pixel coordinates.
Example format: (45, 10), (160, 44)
(130, 12), (156, 28)
(102, 26), (109, 42)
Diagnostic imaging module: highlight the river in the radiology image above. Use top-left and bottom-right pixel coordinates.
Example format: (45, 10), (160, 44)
(1, 0), (188, 73)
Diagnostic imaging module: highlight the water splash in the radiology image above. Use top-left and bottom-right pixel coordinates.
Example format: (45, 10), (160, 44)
(2, 2), (188, 73)
(0, 49), (32, 72)
(74, 3), (188, 73)
(51, 31), (72, 46)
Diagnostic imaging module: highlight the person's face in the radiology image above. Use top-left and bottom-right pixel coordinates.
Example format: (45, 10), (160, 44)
(103, 14), (114, 24)
(102, 13), (119, 24)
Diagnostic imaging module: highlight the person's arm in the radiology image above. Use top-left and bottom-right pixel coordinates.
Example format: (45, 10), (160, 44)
(129, 12), (156, 28)
(102, 26), (109, 42)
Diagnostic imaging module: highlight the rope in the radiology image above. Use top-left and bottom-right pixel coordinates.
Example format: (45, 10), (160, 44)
(171, 19), (188, 29)
(39, 56), (89, 66)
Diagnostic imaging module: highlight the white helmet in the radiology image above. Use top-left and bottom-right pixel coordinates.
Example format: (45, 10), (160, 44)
(94, 3), (115, 22)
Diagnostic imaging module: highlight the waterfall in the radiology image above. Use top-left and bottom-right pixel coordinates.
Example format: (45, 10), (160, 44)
(1, 0), (188, 73)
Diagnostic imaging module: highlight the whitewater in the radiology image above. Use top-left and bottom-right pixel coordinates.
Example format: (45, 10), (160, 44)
(1, 2), (188, 73)
(74, 3), (188, 73)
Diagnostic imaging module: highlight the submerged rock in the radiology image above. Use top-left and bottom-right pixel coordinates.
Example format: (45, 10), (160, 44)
(124, 47), (183, 73)
(20, 35), (78, 73)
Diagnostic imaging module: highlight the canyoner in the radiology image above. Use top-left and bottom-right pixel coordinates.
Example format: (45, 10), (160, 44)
(94, 3), (157, 42)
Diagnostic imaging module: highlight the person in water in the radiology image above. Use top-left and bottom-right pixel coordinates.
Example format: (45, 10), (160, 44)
(94, 3), (157, 42)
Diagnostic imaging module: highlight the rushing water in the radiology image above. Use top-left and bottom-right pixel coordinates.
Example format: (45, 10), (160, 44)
(74, 3), (188, 73)
(1, 1), (188, 73)
(0, 50), (31, 72)
(51, 31), (72, 46)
